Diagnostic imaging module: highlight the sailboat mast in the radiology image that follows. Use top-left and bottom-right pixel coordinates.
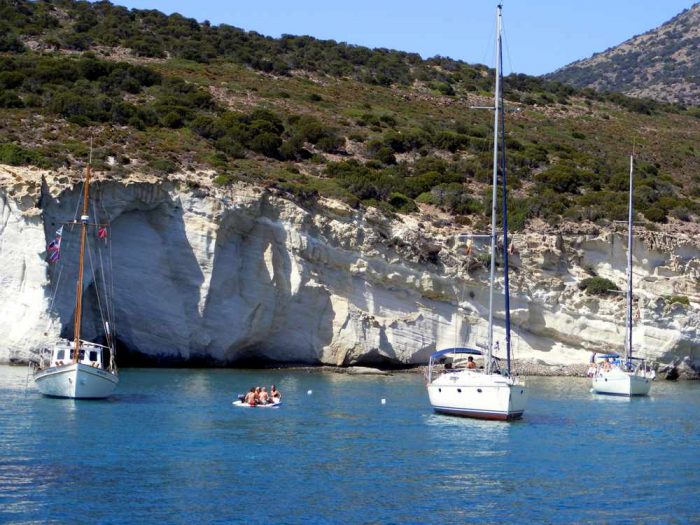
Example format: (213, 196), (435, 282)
(73, 164), (91, 361)
(497, 9), (512, 376)
(625, 154), (634, 362)
(486, 4), (502, 374)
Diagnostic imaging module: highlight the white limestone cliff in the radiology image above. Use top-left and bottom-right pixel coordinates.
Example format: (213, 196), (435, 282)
(1, 165), (698, 368)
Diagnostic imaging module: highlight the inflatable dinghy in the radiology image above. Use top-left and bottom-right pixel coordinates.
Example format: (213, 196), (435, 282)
(232, 400), (281, 408)
(233, 395), (281, 408)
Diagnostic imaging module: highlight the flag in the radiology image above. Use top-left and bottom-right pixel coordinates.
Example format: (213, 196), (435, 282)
(508, 240), (516, 255)
(465, 238), (473, 255)
(47, 226), (63, 264)
(97, 226), (107, 240)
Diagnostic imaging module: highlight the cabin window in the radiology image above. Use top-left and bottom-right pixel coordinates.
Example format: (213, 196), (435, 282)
(56, 350), (65, 360)
(89, 351), (98, 361)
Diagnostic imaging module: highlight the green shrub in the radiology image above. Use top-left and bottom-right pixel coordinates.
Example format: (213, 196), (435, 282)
(214, 137), (247, 159)
(316, 134), (344, 153)
(0, 33), (25, 53)
(248, 132), (282, 158)
(536, 164), (590, 194)
(421, 183), (480, 215)
(578, 277), (619, 296)
(430, 81), (455, 96)
(148, 158), (177, 174)
(213, 173), (236, 186)
(373, 146), (396, 165)
(664, 295), (690, 307)
(0, 143), (50, 168)
(643, 207), (666, 223)
(388, 192), (417, 213)
(434, 131), (470, 152)
(669, 207), (691, 222)
(0, 90), (24, 108)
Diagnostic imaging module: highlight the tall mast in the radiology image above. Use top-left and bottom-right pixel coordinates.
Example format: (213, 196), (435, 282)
(73, 162), (91, 361)
(625, 154), (634, 362)
(486, 4), (502, 374)
(498, 7), (512, 377)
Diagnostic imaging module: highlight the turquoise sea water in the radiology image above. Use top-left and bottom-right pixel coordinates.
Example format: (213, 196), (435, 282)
(1, 366), (699, 524)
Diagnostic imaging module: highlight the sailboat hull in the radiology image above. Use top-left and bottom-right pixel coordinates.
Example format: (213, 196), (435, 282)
(34, 363), (118, 399)
(428, 371), (528, 420)
(591, 369), (651, 397)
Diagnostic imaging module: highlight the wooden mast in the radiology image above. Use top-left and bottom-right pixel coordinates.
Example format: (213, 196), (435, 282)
(73, 163), (91, 362)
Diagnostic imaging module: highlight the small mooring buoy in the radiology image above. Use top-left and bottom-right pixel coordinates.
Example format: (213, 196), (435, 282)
(307, 390), (313, 395)
(381, 398), (386, 405)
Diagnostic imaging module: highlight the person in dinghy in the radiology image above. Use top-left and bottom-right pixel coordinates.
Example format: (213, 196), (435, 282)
(235, 385), (282, 407)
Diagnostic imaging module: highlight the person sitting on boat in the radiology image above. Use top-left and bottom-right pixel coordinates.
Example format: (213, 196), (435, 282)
(259, 387), (270, 404)
(244, 388), (256, 406)
(467, 356), (477, 369)
(270, 385), (281, 401)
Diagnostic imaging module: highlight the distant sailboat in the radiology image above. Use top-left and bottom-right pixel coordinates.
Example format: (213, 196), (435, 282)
(426, 4), (528, 421)
(32, 159), (118, 399)
(590, 154), (655, 396)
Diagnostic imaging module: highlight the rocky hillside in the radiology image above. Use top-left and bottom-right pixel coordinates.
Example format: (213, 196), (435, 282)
(548, 3), (700, 106)
(0, 0), (699, 231)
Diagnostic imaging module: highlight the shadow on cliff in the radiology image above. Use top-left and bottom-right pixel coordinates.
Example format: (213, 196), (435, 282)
(44, 182), (206, 364)
(198, 192), (335, 365)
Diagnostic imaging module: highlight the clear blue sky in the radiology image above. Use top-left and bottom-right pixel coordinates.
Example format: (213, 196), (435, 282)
(96, 0), (696, 75)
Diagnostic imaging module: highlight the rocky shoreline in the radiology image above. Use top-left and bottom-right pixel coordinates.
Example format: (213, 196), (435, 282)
(252, 359), (700, 379)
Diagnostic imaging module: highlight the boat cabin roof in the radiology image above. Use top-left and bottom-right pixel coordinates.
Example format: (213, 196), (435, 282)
(595, 353), (645, 361)
(430, 347), (483, 360)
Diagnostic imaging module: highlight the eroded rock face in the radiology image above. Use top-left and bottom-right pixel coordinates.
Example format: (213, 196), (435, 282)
(1, 165), (699, 368)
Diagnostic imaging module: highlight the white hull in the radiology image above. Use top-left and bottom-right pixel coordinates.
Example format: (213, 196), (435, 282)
(427, 371), (528, 420)
(591, 369), (652, 397)
(232, 400), (281, 408)
(34, 363), (118, 399)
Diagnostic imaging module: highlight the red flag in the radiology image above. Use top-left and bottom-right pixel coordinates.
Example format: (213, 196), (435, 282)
(97, 226), (107, 240)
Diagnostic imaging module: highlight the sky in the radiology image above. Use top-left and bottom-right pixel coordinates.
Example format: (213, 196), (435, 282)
(96, 0), (696, 75)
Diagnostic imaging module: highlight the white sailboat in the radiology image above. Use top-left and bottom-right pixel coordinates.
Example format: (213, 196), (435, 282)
(426, 4), (528, 421)
(590, 154), (654, 397)
(32, 160), (118, 399)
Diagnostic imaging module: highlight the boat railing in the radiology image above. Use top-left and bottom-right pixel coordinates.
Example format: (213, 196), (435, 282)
(427, 363), (488, 383)
(591, 357), (655, 378)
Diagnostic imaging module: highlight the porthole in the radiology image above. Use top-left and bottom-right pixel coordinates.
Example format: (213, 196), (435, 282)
(457, 388), (462, 393)
(438, 388), (442, 392)
(477, 388), (482, 393)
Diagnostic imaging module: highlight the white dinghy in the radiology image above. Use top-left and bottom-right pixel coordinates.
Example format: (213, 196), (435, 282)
(232, 400), (281, 408)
